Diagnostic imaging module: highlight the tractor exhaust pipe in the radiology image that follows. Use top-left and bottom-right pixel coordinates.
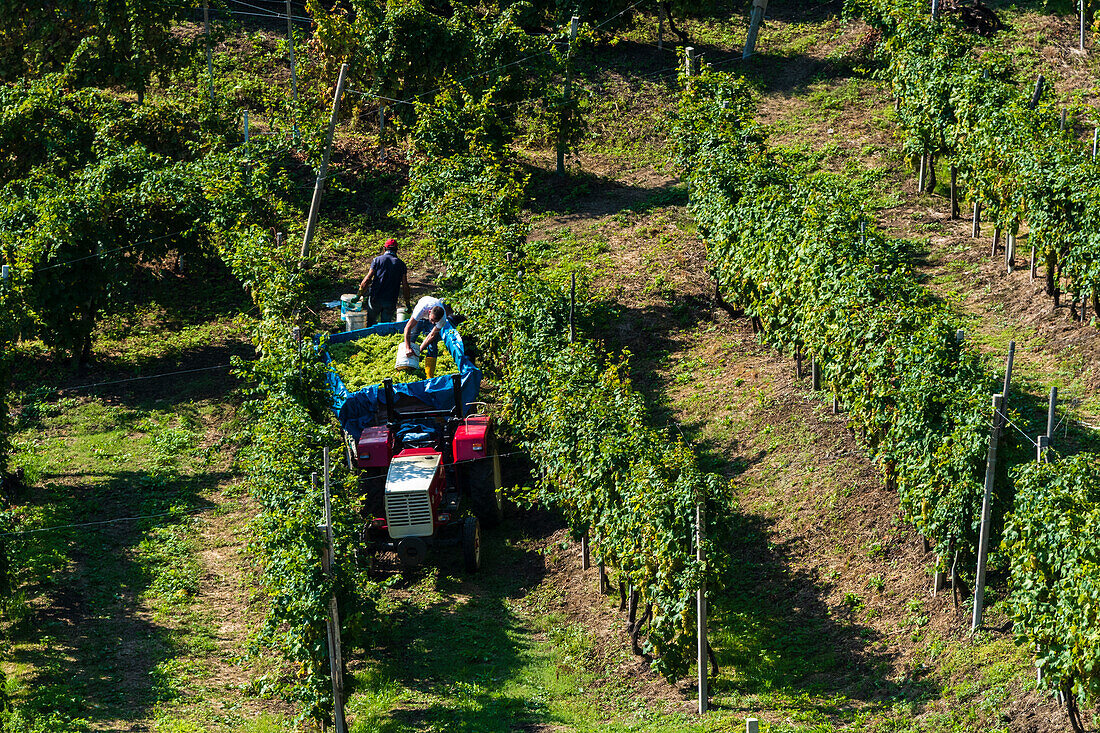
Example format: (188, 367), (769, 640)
(451, 373), (464, 419)
(383, 377), (396, 423)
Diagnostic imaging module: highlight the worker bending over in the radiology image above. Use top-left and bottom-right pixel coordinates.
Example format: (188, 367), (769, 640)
(403, 295), (451, 378)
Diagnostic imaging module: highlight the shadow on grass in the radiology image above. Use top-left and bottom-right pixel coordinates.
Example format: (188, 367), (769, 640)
(524, 162), (687, 220)
(596, 291), (941, 718)
(350, 511), (562, 732)
(4, 468), (220, 727)
(572, 16), (868, 101)
(10, 341), (252, 414)
(707, 510), (938, 716)
(986, 0), (1076, 15)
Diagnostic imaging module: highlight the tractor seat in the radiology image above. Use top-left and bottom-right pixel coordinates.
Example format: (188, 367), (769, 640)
(395, 421), (442, 450)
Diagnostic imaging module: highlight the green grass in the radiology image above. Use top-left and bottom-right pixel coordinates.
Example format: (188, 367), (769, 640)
(0, 378), (256, 731)
(345, 528), (789, 732)
(525, 225), (612, 287)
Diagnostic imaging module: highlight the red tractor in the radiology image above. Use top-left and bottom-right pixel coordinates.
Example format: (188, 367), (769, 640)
(352, 375), (502, 572)
(323, 321), (501, 572)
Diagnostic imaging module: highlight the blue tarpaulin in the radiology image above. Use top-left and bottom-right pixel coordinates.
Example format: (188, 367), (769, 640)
(317, 319), (482, 441)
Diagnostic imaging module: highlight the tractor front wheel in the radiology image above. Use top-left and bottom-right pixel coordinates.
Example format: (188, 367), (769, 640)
(462, 516), (481, 573)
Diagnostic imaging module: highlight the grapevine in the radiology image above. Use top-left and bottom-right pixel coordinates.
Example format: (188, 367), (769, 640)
(677, 32), (1100, 719)
(1005, 455), (1100, 732)
(853, 0), (1100, 309)
(399, 147), (731, 679)
(673, 66), (1002, 568)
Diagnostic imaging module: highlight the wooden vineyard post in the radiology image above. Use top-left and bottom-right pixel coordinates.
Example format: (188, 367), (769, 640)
(1093, 128), (1098, 159)
(203, 0), (215, 107)
(685, 46), (695, 78)
(1030, 246), (1036, 281)
(918, 153), (926, 192)
(1030, 75), (1045, 108)
(1040, 387), (1057, 463)
(1047, 386), (1058, 446)
(287, 0), (299, 142)
(1053, 262), (1062, 307)
(811, 354), (820, 391)
(658, 4), (664, 53)
(320, 451), (347, 733)
(379, 107), (386, 160)
(742, 0), (768, 59)
(972, 202), (981, 237)
(746, 718), (760, 733)
(972, 392), (1003, 632)
(1082, 0), (1088, 51)
(950, 165), (959, 218)
(931, 0), (939, 18)
(973, 342), (1012, 632)
(568, 273), (587, 571)
(300, 63), (349, 267)
(992, 228), (1001, 258)
(696, 503), (708, 714)
(569, 272), (576, 344)
(1006, 233), (1015, 274)
(0, 522), (9, 599)
(556, 16), (579, 176)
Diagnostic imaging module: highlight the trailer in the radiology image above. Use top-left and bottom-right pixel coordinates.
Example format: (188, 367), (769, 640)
(321, 319), (501, 572)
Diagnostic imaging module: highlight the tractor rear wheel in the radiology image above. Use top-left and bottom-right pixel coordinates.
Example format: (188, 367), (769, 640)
(462, 516), (481, 573)
(468, 438), (503, 529)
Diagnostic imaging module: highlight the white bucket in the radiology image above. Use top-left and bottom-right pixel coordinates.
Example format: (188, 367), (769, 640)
(340, 293), (362, 313)
(344, 311), (369, 332)
(395, 342), (420, 371)
(395, 306), (408, 322)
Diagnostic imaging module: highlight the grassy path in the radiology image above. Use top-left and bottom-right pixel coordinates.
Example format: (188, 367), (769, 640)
(1, 360), (288, 732)
(342, 515), (718, 732)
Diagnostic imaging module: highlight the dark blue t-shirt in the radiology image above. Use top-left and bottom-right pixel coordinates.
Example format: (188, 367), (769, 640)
(369, 251), (406, 303)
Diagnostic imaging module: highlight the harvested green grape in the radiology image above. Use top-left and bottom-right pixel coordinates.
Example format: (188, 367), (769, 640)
(326, 332), (457, 392)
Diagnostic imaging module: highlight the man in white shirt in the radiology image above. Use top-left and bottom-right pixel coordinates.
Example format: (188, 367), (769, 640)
(403, 295), (449, 378)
